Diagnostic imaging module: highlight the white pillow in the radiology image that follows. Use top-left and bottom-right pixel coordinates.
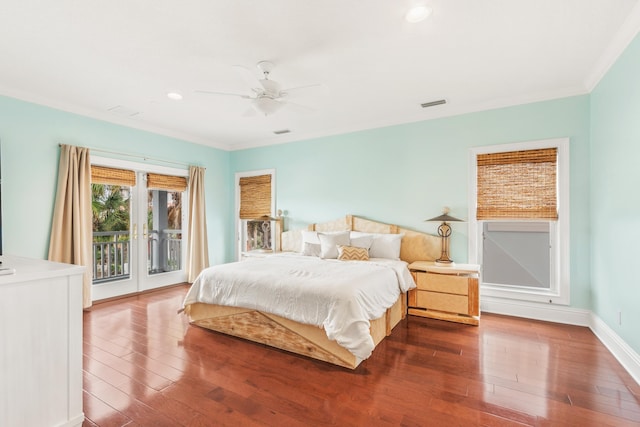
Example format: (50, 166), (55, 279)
(300, 230), (348, 252)
(301, 230), (320, 244)
(349, 234), (374, 249)
(301, 242), (321, 257)
(351, 232), (403, 260)
(318, 231), (350, 259)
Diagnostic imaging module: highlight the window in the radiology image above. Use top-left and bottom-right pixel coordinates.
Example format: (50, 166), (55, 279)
(468, 138), (570, 305)
(146, 173), (187, 274)
(91, 165), (136, 284)
(235, 169), (276, 258)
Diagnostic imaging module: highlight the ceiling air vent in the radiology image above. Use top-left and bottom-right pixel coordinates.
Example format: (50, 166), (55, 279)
(273, 129), (291, 135)
(420, 99), (446, 108)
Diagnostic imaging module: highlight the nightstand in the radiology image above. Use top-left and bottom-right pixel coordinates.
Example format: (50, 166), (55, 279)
(407, 261), (480, 325)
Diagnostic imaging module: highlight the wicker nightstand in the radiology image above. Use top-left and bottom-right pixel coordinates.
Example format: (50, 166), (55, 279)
(407, 261), (480, 325)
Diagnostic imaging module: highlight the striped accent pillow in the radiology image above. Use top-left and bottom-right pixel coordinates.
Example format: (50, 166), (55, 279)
(337, 245), (369, 261)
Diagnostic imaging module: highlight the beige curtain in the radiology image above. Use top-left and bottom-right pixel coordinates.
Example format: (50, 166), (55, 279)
(186, 166), (209, 282)
(48, 145), (93, 308)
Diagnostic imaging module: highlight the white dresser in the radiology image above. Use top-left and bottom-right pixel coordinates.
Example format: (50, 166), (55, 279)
(0, 255), (85, 427)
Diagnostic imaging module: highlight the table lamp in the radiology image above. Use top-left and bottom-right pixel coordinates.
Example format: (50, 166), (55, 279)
(425, 207), (463, 266)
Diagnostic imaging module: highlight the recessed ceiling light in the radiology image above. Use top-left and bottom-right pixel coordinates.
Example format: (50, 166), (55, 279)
(167, 92), (183, 101)
(405, 5), (432, 23)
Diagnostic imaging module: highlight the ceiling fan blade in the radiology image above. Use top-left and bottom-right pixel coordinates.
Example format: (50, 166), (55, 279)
(195, 90), (251, 99)
(242, 107), (257, 117)
(233, 65), (262, 90)
(283, 101), (315, 114)
(280, 83), (323, 97)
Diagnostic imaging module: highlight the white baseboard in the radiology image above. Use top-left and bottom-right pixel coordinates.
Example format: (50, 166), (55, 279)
(58, 412), (85, 427)
(481, 297), (591, 326)
(481, 297), (640, 385)
(589, 313), (640, 385)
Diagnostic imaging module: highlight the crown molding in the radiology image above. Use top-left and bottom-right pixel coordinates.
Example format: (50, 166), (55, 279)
(584, 1), (640, 91)
(0, 87), (233, 151)
(229, 86), (589, 151)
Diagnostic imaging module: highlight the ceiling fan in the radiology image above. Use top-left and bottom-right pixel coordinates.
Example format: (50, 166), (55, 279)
(197, 61), (320, 116)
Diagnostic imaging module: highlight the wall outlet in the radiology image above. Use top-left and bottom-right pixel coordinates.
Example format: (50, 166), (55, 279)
(617, 310), (622, 325)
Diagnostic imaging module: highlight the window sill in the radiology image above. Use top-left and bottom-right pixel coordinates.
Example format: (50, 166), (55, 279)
(481, 284), (569, 305)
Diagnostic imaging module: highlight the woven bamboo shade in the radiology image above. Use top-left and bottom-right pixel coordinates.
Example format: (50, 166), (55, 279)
(147, 173), (188, 192)
(239, 174), (272, 219)
(91, 165), (136, 187)
(477, 148), (558, 220)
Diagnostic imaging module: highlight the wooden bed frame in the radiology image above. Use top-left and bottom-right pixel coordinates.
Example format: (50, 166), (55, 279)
(184, 215), (440, 369)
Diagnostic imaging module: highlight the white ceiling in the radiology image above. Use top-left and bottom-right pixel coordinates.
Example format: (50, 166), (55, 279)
(1, 1), (639, 151)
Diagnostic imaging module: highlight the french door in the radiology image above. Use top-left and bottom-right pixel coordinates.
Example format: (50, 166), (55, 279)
(91, 157), (188, 301)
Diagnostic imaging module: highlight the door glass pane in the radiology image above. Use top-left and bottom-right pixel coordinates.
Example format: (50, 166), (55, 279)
(482, 221), (550, 289)
(147, 190), (182, 275)
(91, 184), (131, 284)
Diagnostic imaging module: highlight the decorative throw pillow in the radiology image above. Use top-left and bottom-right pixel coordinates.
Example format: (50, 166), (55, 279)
(337, 245), (369, 261)
(302, 242), (321, 257)
(318, 231), (350, 259)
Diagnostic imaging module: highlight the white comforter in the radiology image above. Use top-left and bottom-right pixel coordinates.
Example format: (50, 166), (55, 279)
(182, 253), (416, 362)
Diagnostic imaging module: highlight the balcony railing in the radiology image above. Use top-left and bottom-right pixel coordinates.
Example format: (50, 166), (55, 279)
(92, 229), (182, 284)
(92, 231), (130, 284)
(148, 229), (182, 274)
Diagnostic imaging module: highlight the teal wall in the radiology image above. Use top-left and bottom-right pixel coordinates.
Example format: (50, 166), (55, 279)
(231, 95), (592, 309)
(590, 32), (640, 353)
(0, 95), (232, 266)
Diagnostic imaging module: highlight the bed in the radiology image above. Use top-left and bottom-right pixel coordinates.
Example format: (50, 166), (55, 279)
(182, 215), (440, 369)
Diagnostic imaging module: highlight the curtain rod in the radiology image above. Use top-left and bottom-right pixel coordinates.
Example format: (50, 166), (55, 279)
(58, 144), (190, 168)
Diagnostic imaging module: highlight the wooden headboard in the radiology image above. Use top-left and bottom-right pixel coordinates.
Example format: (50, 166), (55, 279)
(281, 215), (440, 263)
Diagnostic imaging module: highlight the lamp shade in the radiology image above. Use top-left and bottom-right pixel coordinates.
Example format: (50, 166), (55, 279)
(425, 213), (463, 223)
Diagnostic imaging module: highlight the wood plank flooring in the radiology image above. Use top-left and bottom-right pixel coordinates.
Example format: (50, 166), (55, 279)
(82, 285), (640, 426)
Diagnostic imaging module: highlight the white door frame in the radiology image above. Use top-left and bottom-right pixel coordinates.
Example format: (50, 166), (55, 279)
(91, 156), (189, 300)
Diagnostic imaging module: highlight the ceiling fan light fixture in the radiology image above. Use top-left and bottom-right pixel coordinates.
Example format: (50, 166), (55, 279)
(260, 79), (280, 96)
(251, 97), (284, 116)
(405, 5), (432, 23)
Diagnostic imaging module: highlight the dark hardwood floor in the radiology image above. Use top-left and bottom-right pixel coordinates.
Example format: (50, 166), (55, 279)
(82, 285), (640, 426)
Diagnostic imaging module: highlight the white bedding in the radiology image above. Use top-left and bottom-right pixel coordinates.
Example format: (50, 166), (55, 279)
(182, 253), (416, 362)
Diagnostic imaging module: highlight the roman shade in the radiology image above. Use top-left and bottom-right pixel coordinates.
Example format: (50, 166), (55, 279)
(476, 148), (558, 220)
(147, 173), (188, 192)
(91, 165), (136, 187)
(239, 174), (272, 219)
